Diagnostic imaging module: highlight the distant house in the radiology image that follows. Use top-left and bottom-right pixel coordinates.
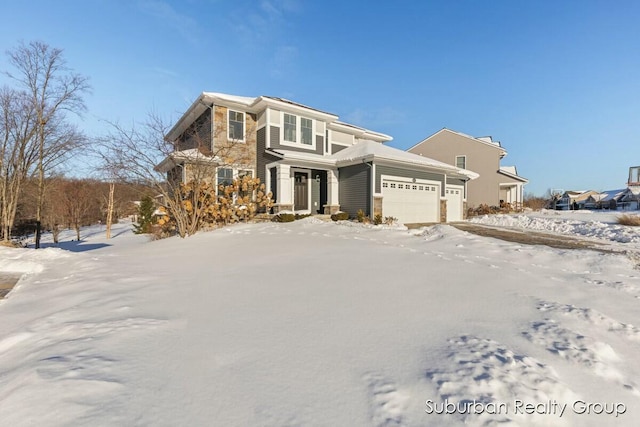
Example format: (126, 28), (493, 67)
(408, 128), (528, 209)
(155, 93), (478, 224)
(555, 190), (602, 210)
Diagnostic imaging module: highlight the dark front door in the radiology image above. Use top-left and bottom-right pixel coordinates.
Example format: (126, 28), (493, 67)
(294, 172), (308, 210)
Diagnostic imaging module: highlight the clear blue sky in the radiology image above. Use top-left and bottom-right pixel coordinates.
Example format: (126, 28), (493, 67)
(2, 0), (639, 196)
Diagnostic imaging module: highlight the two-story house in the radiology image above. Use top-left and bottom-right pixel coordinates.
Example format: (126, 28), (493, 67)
(408, 128), (528, 209)
(157, 93), (478, 224)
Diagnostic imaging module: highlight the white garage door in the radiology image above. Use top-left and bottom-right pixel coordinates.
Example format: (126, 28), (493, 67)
(445, 185), (464, 222)
(382, 177), (440, 224)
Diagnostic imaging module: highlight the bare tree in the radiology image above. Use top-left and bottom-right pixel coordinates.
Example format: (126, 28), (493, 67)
(4, 41), (90, 248)
(97, 112), (254, 238)
(0, 87), (38, 242)
(58, 179), (96, 241)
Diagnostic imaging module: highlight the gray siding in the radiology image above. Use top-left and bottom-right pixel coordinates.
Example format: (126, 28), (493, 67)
(269, 125), (323, 155)
(446, 177), (466, 186)
(331, 144), (347, 154)
(269, 126), (280, 148)
(339, 163), (371, 216)
(375, 165), (445, 196)
(175, 108), (211, 151)
(257, 127), (267, 185)
(257, 127), (281, 186)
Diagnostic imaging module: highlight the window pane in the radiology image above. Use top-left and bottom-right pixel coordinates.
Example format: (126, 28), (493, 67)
(301, 118), (312, 145)
(229, 111), (244, 140)
(284, 113), (296, 142)
(217, 168), (233, 187)
(456, 156), (466, 169)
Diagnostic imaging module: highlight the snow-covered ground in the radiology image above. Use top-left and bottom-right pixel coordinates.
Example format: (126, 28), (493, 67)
(1, 211), (640, 426)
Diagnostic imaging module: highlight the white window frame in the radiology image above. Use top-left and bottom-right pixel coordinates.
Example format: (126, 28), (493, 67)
(455, 155), (466, 169)
(228, 109), (246, 142)
(283, 113), (297, 143)
(301, 117), (313, 145)
(281, 112), (315, 150)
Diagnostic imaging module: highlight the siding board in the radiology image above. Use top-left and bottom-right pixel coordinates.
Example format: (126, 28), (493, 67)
(339, 163), (371, 216)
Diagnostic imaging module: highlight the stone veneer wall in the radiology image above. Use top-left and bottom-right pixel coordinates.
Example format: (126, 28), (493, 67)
(440, 199), (447, 223)
(213, 106), (258, 168)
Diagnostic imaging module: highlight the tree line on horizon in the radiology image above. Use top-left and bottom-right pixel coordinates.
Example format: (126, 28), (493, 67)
(1, 40), (273, 245)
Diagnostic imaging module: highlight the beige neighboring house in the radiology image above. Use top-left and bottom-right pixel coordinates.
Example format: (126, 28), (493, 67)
(408, 128), (528, 208)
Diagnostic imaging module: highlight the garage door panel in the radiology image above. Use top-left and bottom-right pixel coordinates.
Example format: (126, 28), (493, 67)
(445, 186), (463, 222)
(382, 177), (439, 224)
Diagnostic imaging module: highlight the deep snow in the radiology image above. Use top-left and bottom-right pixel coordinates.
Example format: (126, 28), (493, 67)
(0, 210), (639, 426)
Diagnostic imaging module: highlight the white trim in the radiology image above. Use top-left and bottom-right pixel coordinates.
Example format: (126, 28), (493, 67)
(280, 112), (316, 151)
(265, 108), (271, 148)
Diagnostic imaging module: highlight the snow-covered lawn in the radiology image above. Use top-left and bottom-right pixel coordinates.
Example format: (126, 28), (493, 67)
(1, 211), (640, 426)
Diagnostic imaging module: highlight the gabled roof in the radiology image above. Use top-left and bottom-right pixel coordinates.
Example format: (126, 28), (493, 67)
(498, 166), (528, 183)
(269, 140), (478, 180)
(154, 149), (220, 173)
(165, 92), (391, 143)
(408, 128), (508, 156)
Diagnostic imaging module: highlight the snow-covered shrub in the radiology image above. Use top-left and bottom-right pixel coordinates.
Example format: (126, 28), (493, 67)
(273, 213), (295, 222)
(157, 177), (273, 237)
(331, 212), (349, 221)
(384, 216), (397, 225)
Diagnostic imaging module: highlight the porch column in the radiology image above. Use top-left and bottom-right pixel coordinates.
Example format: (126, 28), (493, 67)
(277, 164), (292, 205)
(328, 169), (339, 205)
(324, 169), (340, 214)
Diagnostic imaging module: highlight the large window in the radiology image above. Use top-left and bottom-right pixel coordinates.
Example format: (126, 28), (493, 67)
(284, 113), (297, 142)
(283, 113), (314, 147)
(228, 110), (245, 141)
(301, 118), (313, 145)
(455, 155), (466, 169)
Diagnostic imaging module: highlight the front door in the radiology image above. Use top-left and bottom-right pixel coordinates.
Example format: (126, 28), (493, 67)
(294, 172), (308, 211)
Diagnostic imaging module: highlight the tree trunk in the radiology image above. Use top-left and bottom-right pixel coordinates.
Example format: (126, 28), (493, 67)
(106, 182), (114, 239)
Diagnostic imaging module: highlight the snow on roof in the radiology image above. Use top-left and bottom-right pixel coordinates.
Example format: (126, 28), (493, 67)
(201, 92), (256, 106)
(331, 140), (479, 179)
(154, 149), (220, 172)
(500, 166), (517, 175)
(268, 141), (478, 179)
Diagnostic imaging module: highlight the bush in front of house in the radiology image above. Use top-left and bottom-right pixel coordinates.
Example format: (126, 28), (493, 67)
(272, 213), (296, 223)
(134, 195), (156, 234)
(617, 214), (640, 226)
(331, 211), (349, 221)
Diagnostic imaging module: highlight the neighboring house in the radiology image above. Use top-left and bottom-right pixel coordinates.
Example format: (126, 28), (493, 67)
(407, 128), (528, 208)
(156, 92), (478, 224)
(555, 190), (601, 210)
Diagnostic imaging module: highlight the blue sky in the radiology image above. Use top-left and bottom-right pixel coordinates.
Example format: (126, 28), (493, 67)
(1, 0), (639, 196)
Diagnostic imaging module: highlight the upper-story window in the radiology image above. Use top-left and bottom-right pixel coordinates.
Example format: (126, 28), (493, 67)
(301, 118), (313, 145)
(283, 113), (314, 147)
(455, 155), (466, 169)
(284, 113), (297, 143)
(228, 110), (245, 141)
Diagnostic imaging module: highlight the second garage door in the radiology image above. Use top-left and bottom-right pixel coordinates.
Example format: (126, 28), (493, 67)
(381, 177), (440, 224)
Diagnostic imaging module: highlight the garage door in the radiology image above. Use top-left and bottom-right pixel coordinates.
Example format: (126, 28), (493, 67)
(445, 185), (464, 222)
(381, 177), (440, 224)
